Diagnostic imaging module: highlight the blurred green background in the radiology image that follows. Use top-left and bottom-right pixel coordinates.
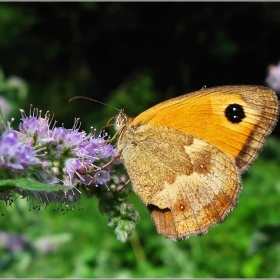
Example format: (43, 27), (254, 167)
(1, 2), (280, 278)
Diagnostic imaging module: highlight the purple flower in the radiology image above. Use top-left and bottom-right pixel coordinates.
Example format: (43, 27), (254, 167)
(0, 105), (123, 211)
(64, 158), (84, 185)
(19, 116), (40, 135)
(64, 129), (85, 147)
(94, 169), (110, 186)
(0, 130), (38, 170)
(0, 131), (18, 149)
(266, 62), (280, 93)
(0, 102), (140, 243)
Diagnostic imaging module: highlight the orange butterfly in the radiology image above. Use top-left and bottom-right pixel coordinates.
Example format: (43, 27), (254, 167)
(115, 85), (279, 240)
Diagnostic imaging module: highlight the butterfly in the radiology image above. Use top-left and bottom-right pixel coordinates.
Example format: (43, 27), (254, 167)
(115, 85), (279, 240)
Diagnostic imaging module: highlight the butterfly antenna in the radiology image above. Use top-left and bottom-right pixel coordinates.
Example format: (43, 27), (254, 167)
(69, 96), (124, 144)
(69, 96), (121, 112)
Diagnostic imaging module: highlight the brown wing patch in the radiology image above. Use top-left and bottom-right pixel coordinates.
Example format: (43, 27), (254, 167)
(120, 126), (241, 240)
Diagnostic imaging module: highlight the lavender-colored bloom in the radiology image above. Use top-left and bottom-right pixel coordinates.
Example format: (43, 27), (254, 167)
(49, 127), (68, 146)
(0, 130), (38, 170)
(1, 131), (18, 148)
(19, 109), (52, 144)
(94, 169), (110, 186)
(19, 116), (40, 135)
(64, 129), (85, 147)
(96, 141), (115, 159)
(0, 105), (123, 212)
(18, 144), (38, 167)
(64, 158), (84, 183)
(0, 105), (139, 242)
(266, 62), (280, 93)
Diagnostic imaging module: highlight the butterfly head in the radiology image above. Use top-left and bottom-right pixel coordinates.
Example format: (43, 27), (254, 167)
(114, 109), (130, 133)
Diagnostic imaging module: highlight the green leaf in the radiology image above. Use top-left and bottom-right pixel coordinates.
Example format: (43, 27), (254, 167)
(0, 178), (71, 192)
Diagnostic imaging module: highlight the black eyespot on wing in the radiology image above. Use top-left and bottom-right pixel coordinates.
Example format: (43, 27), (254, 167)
(225, 104), (246, 123)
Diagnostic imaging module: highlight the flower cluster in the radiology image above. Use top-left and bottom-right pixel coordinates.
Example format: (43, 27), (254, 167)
(0, 106), (119, 210)
(21, 108), (119, 187)
(0, 106), (118, 189)
(0, 105), (140, 242)
(0, 106), (139, 242)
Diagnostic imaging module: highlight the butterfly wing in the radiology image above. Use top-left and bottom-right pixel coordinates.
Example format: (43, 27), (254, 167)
(132, 85), (279, 172)
(119, 125), (241, 240)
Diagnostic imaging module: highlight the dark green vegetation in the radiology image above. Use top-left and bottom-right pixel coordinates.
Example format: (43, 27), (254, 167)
(1, 2), (280, 277)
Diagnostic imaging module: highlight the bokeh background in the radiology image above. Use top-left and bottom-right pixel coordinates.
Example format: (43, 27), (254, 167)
(1, 2), (280, 278)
